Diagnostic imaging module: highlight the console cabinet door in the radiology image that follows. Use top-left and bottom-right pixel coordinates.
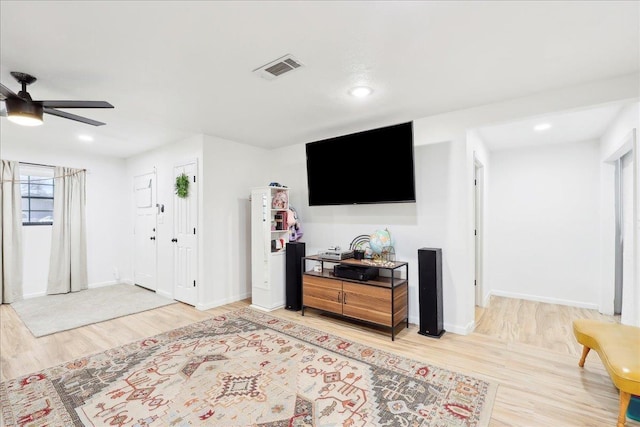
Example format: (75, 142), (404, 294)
(342, 282), (392, 326)
(303, 275), (343, 315)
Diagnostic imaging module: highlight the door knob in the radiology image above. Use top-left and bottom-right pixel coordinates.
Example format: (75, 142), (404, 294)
(150, 236), (156, 240)
(171, 238), (178, 243)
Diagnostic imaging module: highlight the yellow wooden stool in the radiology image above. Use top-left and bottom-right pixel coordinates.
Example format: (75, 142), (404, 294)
(573, 319), (640, 427)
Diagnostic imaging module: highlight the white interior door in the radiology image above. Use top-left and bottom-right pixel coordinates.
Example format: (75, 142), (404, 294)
(173, 162), (198, 306)
(134, 171), (157, 290)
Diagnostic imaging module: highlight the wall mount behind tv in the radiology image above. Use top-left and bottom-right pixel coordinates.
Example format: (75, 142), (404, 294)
(305, 121), (416, 206)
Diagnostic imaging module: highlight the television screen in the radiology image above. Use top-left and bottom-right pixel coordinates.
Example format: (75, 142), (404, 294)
(306, 122), (416, 206)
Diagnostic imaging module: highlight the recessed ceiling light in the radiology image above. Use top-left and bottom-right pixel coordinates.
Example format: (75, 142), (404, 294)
(533, 123), (551, 131)
(78, 134), (94, 142)
(349, 86), (373, 98)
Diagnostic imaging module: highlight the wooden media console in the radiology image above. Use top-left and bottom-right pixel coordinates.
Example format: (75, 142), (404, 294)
(301, 255), (409, 340)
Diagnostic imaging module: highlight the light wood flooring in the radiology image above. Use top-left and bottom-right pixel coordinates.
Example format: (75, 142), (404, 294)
(1, 296), (637, 426)
(475, 296), (621, 355)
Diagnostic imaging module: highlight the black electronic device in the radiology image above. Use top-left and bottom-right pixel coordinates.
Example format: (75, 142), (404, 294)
(319, 249), (354, 260)
(285, 242), (305, 311)
(417, 247), (445, 338)
(333, 265), (379, 281)
(306, 122), (415, 205)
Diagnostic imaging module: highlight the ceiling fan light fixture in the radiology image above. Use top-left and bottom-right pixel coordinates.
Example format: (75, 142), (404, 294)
(8, 113), (43, 127)
(6, 99), (43, 126)
(2, 71), (113, 127)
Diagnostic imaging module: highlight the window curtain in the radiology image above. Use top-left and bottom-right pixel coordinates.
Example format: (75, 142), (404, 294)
(0, 160), (23, 304)
(47, 167), (88, 294)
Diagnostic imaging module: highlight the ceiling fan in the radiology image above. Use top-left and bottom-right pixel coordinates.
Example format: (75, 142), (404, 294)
(0, 71), (114, 127)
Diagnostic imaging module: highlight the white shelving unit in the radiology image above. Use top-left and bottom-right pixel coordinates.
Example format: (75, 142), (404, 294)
(250, 186), (290, 311)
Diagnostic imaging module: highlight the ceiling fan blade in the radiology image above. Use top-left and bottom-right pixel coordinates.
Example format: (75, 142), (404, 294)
(43, 107), (105, 126)
(40, 100), (113, 109)
(0, 83), (19, 100)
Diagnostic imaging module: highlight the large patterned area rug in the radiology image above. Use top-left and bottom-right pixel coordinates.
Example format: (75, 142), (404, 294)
(1, 309), (496, 426)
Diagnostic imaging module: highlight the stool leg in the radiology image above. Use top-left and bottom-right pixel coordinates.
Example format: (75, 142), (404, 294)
(578, 345), (590, 367)
(617, 391), (630, 427)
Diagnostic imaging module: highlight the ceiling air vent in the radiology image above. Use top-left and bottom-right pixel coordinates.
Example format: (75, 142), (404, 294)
(253, 54), (304, 80)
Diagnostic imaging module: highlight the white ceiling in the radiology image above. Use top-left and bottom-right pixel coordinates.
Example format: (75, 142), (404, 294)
(0, 1), (638, 158)
(476, 102), (629, 151)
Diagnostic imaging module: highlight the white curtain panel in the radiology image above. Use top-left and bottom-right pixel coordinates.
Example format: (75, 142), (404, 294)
(0, 160), (23, 303)
(47, 167), (88, 294)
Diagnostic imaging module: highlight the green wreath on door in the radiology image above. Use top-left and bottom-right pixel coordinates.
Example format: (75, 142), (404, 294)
(175, 173), (189, 198)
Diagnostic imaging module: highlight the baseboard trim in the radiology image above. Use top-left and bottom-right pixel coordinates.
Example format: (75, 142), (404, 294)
(88, 281), (119, 289)
(444, 319), (475, 336)
(249, 303), (285, 312)
(23, 280), (123, 299)
(156, 289), (174, 300)
(483, 293), (491, 308)
(22, 291), (46, 299)
(489, 290), (599, 310)
(197, 292), (251, 311)
(409, 315), (473, 336)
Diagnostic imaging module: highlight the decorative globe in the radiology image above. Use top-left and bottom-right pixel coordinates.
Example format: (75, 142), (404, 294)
(369, 229), (394, 254)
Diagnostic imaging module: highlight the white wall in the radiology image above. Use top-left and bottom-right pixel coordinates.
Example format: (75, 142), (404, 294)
(3, 74), (636, 321)
(1, 141), (129, 297)
(125, 133), (268, 309)
(599, 102), (639, 325)
(401, 73), (637, 332)
(262, 74), (638, 334)
(125, 134), (204, 299)
(269, 137), (476, 334)
(487, 140), (602, 308)
(200, 135), (268, 309)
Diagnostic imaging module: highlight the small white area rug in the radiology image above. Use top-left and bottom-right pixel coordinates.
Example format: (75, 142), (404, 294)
(11, 284), (176, 337)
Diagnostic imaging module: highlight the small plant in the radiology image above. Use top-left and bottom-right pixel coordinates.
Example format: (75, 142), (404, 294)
(175, 173), (189, 198)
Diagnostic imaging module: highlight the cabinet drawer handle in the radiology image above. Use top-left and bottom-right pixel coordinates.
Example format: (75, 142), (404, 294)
(343, 293), (347, 304)
(338, 292), (342, 303)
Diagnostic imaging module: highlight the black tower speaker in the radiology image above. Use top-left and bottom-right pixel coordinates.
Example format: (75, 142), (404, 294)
(285, 241), (305, 311)
(418, 247), (445, 338)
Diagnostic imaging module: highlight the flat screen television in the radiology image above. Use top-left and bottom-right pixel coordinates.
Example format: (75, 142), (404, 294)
(306, 121), (416, 206)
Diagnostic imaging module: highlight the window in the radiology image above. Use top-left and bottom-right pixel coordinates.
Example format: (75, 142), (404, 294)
(21, 164), (54, 225)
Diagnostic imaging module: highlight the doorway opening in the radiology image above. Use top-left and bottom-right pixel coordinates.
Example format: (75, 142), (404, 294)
(615, 151), (634, 316)
(605, 128), (637, 325)
(474, 156), (485, 308)
(614, 157), (623, 314)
